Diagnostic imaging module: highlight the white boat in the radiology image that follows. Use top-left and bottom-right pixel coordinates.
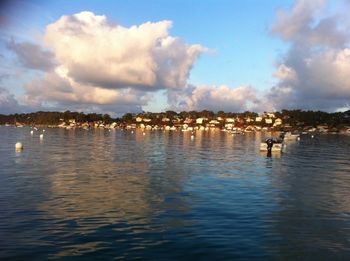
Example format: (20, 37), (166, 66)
(283, 132), (300, 141)
(260, 142), (284, 152)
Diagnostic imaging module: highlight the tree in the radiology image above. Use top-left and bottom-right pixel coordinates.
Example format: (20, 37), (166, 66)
(121, 113), (133, 123)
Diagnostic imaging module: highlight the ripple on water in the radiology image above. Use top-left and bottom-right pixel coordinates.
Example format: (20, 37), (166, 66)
(1, 126), (350, 259)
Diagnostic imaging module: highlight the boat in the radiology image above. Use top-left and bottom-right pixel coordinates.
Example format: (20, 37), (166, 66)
(260, 142), (284, 152)
(283, 131), (300, 141)
(260, 138), (284, 152)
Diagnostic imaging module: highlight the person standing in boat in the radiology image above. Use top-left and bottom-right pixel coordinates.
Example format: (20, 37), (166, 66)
(266, 138), (274, 156)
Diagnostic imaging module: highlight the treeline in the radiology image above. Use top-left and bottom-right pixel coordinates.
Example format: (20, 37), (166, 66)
(0, 109), (349, 127)
(0, 111), (115, 125)
(121, 110), (258, 123)
(274, 109), (350, 128)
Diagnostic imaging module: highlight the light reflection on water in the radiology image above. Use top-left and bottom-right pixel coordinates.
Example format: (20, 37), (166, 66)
(1, 126), (350, 259)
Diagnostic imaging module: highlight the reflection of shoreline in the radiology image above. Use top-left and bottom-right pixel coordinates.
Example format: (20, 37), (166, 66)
(35, 128), (195, 258)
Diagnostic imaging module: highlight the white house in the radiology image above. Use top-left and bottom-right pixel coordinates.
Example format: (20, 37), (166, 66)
(265, 118), (273, 124)
(196, 118), (205, 124)
(255, 116), (262, 122)
(273, 118), (282, 126)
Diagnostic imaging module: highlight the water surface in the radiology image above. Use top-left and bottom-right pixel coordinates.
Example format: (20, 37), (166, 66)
(1, 126), (350, 260)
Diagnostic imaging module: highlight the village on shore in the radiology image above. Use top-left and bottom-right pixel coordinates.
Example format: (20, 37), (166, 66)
(1, 109), (350, 135)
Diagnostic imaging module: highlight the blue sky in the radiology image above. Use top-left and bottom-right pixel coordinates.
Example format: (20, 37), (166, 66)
(0, 0), (349, 114)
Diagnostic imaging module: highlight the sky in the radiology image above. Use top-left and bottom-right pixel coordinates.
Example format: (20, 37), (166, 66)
(0, 0), (350, 115)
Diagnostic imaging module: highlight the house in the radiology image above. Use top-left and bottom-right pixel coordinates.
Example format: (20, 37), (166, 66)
(266, 113), (276, 118)
(265, 118), (273, 124)
(209, 120), (220, 125)
(225, 123), (234, 130)
(225, 118), (235, 123)
(184, 118), (193, 124)
(273, 118), (283, 126)
(162, 117), (170, 122)
(196, 118), (206, 124)
(136, 117), (142, 122)
(143, 118), (152, 123)
(255, 116), (262, 122)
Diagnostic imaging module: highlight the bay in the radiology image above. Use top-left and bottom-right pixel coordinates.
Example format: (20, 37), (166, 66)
(1, 126), (350, 260)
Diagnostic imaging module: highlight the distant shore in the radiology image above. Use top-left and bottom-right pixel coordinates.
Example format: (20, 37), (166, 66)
(1, 109), (350, 135)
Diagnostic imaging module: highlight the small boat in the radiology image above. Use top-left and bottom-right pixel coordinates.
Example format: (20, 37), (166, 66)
(260, 137), (284, 152)
(260, 142), (284, 152)
(283, 132), (300, 141)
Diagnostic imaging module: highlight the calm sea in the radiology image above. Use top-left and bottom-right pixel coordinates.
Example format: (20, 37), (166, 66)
(1, 126), (350, 260)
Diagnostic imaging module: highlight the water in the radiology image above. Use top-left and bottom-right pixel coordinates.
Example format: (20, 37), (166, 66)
(1, 126), (350, 260)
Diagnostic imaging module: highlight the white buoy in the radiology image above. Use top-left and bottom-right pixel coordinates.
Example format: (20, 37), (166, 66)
(30, 130), (34, 135)
(311, 135), (314, 138)
(43, 129), (46, 132)
(191, 135), (194, 140)
(40, 134), (44, 139)
(297, 137), (300, 141)
(131, 131), (134, 134)
(143, 132), (146, 136)
(15, 142), (23, 151)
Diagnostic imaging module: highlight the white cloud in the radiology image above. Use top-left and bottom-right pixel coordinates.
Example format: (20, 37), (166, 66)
(270, 0), (350, 111)
(15, 11), (207, 112)
(7, 39), (56, 71)
(22, 72), (150, 113)
(43, 11), (206, 90)
(273, 64), (297, 82)
(0, 87), (22, 114)
(170, 85), (264, 112)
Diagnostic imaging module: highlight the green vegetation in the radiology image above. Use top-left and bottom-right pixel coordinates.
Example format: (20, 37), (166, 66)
(0, 109), (349, 129)
(0, 111), (116, 125)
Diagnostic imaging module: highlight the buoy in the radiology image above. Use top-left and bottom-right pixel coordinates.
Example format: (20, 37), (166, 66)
(30, 130), (33, 135)
(143, 132), (146, 136)
(15, 142), (23, 151)
(297, 137), (300, 141)
(191, 135), (194, 140)
(40, 134), (44, 139)
(311, 135), (314, 138)
(43, 129), (46, 132)
(131, 131), (134, 134)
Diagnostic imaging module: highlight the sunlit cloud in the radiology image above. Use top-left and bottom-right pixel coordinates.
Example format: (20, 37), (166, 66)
(168, 84), (267, 112)
(269, 0), (350, 111)
(8, 11), (207, 113)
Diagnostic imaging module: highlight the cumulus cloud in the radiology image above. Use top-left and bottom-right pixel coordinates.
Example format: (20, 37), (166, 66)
(169, 85), (264, 112)
(43, 11), (206, 90)
(12, 11), (206, 113)
(22, 71), (150, 113)
(7, 39), (56, 71)
(0, 87), (22, 114)
(270, 0), (350, 111)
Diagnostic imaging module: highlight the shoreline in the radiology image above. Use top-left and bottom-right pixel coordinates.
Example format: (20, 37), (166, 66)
(1, 123), (349, 135)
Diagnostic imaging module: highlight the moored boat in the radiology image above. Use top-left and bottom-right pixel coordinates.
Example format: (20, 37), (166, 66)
(260, 142), (284, 152)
